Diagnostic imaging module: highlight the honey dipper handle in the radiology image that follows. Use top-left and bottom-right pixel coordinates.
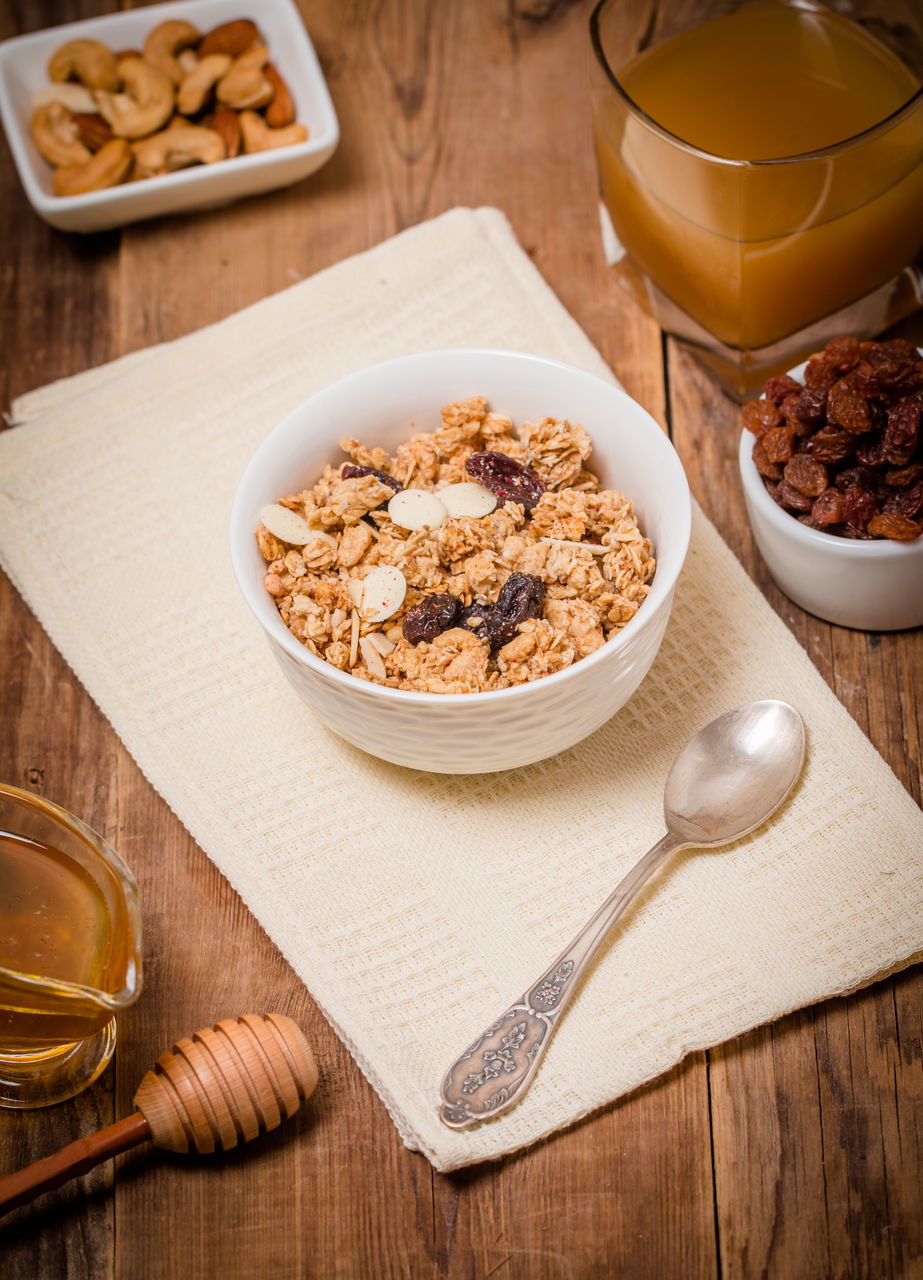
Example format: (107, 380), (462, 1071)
(0, 1112), (151, 1217)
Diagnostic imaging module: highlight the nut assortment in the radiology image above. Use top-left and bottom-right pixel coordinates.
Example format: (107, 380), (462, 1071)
(743, 336), (923, 541)
(257, 396), (656, 693)
(29, 18), (308, 195)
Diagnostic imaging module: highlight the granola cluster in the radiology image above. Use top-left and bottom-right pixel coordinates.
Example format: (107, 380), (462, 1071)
(257, 397), (656, 693)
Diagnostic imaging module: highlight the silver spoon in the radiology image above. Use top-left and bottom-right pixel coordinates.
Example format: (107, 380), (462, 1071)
(439, 699), (805, 1129)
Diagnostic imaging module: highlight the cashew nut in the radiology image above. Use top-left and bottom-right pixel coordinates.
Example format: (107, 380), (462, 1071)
(177, 53), (232, 116)
(239, 110), (308, 153)
(215, 45), (273, 110)
(48, 39), (119, 92)
(30, 82), (99, 116)
(52, 138), (132, 195)
(31, 102), (92, 167)
(177, 48), (200, 76)
(95, 56), (175, 139)
(142, 20), (201, 86)
(131, 125), (226, 177)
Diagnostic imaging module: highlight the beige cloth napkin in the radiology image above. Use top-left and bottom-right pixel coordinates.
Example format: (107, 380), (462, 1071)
(2, 207), (921, 1172)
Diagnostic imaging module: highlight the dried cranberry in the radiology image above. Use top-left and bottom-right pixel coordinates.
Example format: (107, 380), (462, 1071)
(465, 451), (546, 510)
(402, 593), (461, 644)
(341, 464), (404, 492)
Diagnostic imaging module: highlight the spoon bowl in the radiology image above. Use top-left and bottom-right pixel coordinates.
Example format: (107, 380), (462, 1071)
(664, 700), (805, 845)
(440, 699), (806, 1128)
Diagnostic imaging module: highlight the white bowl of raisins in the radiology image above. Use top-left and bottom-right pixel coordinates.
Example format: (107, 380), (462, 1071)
(230, 348), (691, 773)
(739, 336), (923, 632)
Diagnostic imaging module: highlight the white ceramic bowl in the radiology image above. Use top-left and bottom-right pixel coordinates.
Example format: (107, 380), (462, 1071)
(230, 349), (692, 773)
(738, 360), (923, 632)
(0, 0), (339, 233)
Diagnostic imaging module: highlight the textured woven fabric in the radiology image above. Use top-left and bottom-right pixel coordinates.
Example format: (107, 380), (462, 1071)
(2, 207), (921, 1171)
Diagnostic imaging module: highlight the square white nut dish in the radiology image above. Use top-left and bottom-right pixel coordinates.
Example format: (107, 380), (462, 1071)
(0, 0), (339, 233)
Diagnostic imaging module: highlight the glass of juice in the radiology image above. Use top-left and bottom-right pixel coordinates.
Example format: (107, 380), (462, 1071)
(0, 785), (142, 1108)
(590, 0), (923, 397)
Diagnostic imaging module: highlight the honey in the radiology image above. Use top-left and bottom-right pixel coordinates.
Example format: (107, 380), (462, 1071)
(593, 1), (923, 359)
(0, 829), (130, 1049)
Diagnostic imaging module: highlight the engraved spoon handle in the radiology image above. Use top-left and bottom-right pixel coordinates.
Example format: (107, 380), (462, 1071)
(439, 832), (686, 1128)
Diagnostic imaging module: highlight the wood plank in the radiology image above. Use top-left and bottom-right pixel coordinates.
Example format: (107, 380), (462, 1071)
(668, 318), (923, 1280)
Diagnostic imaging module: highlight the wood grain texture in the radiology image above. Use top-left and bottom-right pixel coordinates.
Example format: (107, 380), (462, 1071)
(0, 1), (920, 1277)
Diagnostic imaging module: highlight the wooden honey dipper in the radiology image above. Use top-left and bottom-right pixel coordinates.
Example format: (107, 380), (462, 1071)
(0, 1013), (318, 1217)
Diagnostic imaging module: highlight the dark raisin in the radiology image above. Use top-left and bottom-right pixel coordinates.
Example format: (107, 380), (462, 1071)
(774, 479), (814, 512)
(492, 572), (545, 648)
(841, 487), (879, 532)
(884, 479), (923, 519)
(402, 593), (461, 644)
(783, 455), (827, 496)
(885, 463), (923, 488)
(823, 335), (862, 372)
(341, 463), (404, 492)
(867, 512), (921, 541)
(811, 489), (844, 525)
(742, 398), (782, 437)
(762, 374), (803, 406)
(827, 378), (873, 435)
(808, 424), (855, 465)
(465, 451), (546, 510)
(762, 425), (796, 463)
(854, 433), (886, 469)
(752, 439), (783, 479)
(882, 401), (919, 466)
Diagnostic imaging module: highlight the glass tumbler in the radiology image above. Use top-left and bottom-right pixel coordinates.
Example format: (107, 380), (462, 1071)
(590, 0), (923, 398)
(0, 785), (142, 1108)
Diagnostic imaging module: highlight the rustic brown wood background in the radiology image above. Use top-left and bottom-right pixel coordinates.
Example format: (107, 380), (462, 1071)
(1, 2), (921, 1277)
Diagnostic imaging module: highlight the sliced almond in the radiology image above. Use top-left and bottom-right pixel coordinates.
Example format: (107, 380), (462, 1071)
(358, 635), (388, 680)
(360, 565), (407, 622)
(438, 481), (497, 518)
(365, 632), (396, 657)
(349, 608), (360, 667)
(347, 577), (364, 608)
(388, 488), (448, 532)
(259, 502), (313, 545)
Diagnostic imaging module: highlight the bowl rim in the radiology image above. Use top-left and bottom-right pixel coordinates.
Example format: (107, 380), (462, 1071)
(738, 357), (923, 560)
(230, 347), (693, 707)
(0, 0), (339, 215)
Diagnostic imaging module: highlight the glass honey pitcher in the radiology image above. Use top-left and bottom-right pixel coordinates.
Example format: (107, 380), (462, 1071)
(0, 784), (142, 1109)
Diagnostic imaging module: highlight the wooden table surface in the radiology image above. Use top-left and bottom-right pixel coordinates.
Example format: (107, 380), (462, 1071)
(1, 3), (921, 1277)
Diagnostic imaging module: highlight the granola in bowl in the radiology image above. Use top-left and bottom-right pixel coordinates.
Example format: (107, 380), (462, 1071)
(256, 396), (655, 693)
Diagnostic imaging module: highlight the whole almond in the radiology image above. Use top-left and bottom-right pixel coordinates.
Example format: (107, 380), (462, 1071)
(198, 19), (260, 58)
(72, 112), (113, 151)
(264, 63), (294, 128)
(206, 104), (241, 158)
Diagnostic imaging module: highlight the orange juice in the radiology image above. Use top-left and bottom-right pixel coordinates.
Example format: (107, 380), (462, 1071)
(593, 1), (923, 357)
